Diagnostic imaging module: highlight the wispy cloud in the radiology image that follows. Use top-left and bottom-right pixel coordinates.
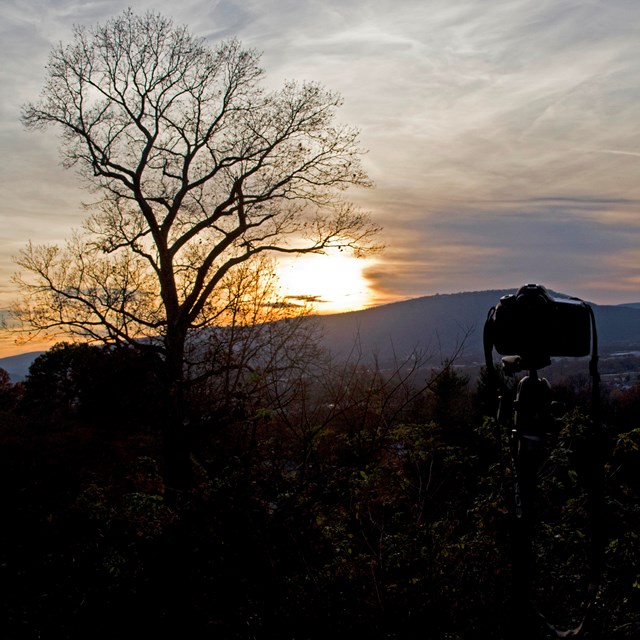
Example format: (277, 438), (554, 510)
(597, 149), (640, 158)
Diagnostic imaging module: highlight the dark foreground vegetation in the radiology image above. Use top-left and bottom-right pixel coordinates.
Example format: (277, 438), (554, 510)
(1, 343), (639, 639)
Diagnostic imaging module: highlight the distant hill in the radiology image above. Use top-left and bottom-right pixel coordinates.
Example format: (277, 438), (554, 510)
(0, 351), (45, 382)
(314, 290), (507, 366)
(313, 289), (640, 367)
(2, 288), (639, 380)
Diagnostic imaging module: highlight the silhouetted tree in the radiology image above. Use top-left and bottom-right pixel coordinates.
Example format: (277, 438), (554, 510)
(15, 9), (379, 495)
(22, 342), (104, 419)
(0, 367), (21, 411)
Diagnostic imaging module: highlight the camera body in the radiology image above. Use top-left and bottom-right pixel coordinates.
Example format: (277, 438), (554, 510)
(489, 284), (591, 361)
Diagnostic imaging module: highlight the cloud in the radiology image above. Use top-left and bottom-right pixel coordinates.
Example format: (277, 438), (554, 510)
(598, 149), (640, 159)
(362, 194), (640, 304)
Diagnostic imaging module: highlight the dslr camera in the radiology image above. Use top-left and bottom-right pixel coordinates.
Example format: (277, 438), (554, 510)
(486, 284), (592, 368)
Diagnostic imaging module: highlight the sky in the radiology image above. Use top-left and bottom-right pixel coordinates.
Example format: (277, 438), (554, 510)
(2, 0), (640, 355)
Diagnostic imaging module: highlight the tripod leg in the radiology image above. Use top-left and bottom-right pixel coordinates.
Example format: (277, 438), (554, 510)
(506, 372), (550, 635)
(508, 435), (538, 633)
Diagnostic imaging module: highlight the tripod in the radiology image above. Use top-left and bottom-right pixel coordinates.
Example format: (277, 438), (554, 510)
(495, 354), (604, 638)
(496, 357), (555, 632)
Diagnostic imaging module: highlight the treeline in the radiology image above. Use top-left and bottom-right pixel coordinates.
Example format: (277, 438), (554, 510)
(1, 342), (639, 639)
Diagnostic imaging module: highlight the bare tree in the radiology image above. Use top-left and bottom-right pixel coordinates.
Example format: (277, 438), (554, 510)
(16, 9), (379, 495)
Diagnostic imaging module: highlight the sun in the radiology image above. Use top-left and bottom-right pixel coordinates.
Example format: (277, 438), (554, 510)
(275, 251), (373, 314)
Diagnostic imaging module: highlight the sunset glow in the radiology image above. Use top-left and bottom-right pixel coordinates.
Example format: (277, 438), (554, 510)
(276, 252), (373, 314)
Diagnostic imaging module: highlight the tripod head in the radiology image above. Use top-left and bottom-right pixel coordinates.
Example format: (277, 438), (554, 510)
(501, 354), (550, 375)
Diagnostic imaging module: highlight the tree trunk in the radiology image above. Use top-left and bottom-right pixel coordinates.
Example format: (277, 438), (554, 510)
(161, 328), (193, 506)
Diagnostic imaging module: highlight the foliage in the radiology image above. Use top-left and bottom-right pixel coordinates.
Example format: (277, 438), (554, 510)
(0, 367), (22, 412)
(21, 341), (161, 425)
(3, 349), (640, 639)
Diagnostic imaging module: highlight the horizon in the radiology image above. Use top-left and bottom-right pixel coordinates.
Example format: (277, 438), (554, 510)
(2, 284), (639, 360)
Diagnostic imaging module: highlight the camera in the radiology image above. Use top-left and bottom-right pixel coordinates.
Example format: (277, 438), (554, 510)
(487, 284), (592, 364)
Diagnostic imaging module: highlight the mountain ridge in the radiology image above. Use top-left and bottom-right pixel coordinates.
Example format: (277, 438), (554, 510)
(2, 288), (640, 380)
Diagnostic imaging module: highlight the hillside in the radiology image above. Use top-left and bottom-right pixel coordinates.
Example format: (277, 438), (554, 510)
(315, 289), (507, 366)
